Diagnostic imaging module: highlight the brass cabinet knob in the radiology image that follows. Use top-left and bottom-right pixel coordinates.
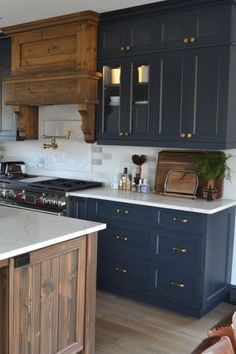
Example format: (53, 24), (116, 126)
(119, 132), (124, 136)
(124, 210), (129, 214)
(126, 45), (131, 51)
(120, 46), (125, 51)
(187, 133), (192, 138)
(183, 37), (189, 44)
(116, 208), (121, 213)
(190, 36), (196, 43)
(180, 133), (186, 138)
(124, 132), (129, 136)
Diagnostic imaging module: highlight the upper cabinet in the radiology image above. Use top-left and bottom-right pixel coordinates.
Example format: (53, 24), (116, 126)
(0, 38), (16, 141)
(96, 56), (154, 144)
(160, 5), (231, 50)
(0, 37), (11, 77)
(98, 2), (231, 59)
(98, 17), (159, 57)
(97, 0), (236, 149)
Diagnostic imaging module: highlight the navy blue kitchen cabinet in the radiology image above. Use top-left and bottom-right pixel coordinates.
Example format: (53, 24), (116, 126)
(0, 36), (11, 78)
(97, 0), (236, 149)
(68, 196), (235, 317)
(99, 2), (231, 58)
(96, 56), (155, 143)
(98, 16), (158, 58)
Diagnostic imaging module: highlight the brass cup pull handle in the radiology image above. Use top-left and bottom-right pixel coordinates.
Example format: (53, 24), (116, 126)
(190, 36), (196, 43)
(170, 281), (185, 288)
(173, 217), (188, 224)
(126, 45), (131, 51)
(116, 235), (128, 241)
(180, 133), (186, 138)
(187, 133), (192, 138)
(172, 247), (188, 254)
(183, 37), (189, 44)
(120, 46), (125, 51)
(115, 267), (127, 273)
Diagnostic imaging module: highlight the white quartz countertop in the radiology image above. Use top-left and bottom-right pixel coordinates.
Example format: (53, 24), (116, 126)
(68, 187), (236, 214)
(0, 205), (106, 261)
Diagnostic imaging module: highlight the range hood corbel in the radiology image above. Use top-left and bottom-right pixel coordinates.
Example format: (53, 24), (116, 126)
(1, 11), (101, 143)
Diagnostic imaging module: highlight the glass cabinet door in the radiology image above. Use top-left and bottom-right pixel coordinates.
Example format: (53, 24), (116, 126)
(99, 59), (152, 142)
(130, 62), (150, 137)
(102, 65), (121, 135)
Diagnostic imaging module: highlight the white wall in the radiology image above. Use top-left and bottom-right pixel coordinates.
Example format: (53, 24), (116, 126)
(1, 105), (236, 283)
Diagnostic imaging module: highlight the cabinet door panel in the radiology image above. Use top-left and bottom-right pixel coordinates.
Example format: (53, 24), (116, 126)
(9, 238), (86, 354)
(158, 209), (204, 234)
(192, 48), (227, 143)
(98, 223), (157, 259)
(0, 37), (11, 77)
(161, 12), (193, 49)
(88, 199), (157, 225)
(160, 5), (230, 50)
(157, 230), (203, 269)
(154, 264), (201, 304)
(156, 54), (184, 141)
(99, 17), (158, 57)
(97, 254), (155, 292)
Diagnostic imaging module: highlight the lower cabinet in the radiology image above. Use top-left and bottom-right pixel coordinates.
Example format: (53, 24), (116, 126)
(0, 235), (97, 354)
(68, 196), (235, 317)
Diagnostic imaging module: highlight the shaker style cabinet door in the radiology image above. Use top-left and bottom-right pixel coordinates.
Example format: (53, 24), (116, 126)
(153, 46), (227, 148)
(98, 16), (159, 58)
(0, 37), (11, 77)
(160, 4), (230, 50)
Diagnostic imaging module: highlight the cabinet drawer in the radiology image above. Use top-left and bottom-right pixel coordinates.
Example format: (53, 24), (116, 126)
(157, 231), (203, 270)
(88, 199), (157, 225)
(97, 255), (155, 292)
(98, 223), (156, 258)
(155, 265), (201, 304)
(158, 209), (205, 234)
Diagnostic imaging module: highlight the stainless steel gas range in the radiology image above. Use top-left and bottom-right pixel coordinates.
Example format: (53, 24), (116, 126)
(0, 173), (102, 215)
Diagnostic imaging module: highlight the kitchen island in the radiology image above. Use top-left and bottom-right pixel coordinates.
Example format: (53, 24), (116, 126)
(0, 205), (106, 354)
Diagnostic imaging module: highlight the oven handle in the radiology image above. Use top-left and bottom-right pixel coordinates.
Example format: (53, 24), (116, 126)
(0, 202), (65, 216)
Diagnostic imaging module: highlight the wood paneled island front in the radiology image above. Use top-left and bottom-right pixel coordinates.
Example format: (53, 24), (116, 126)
(0, 206), (106, 354)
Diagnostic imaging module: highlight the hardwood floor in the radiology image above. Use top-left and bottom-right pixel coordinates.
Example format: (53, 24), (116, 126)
(95, 291), (235, 354)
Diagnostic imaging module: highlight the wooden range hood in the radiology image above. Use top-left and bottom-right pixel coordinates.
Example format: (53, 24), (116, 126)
(2, 11), (101, 142)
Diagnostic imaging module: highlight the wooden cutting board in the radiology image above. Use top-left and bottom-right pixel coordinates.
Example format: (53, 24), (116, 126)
(155, 151), (223, 199)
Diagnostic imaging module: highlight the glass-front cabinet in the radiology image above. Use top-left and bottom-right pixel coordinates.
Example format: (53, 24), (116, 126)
(96, 57), (154, 144)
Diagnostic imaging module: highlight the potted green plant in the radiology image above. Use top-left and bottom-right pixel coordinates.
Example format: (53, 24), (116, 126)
(193, 151), (231, 201)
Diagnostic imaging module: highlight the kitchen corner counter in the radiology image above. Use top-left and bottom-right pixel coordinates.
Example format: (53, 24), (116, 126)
(68, 187), (236, 214)
(0, 205), (106, 261)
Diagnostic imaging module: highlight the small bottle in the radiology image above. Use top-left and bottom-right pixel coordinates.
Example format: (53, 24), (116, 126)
(137, 178), (143, 193)
(131, 178), (137, 192)
(122, 167), (128, 190)
(141, 179), (150, 194)
(111, 176), (119, 190)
